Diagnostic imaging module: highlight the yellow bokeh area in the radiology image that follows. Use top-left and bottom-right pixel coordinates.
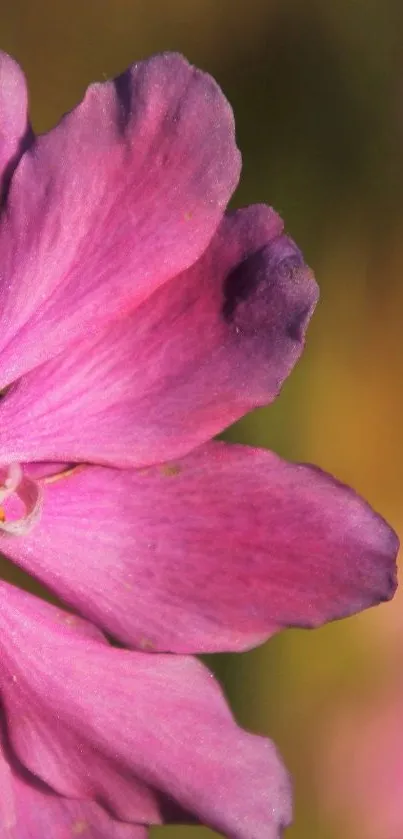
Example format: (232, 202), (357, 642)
(1, 2), (403, 838)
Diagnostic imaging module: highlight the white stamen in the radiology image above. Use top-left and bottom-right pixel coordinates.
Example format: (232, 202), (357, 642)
(0, 463), (23, 503)
(0, 465), (43, 536)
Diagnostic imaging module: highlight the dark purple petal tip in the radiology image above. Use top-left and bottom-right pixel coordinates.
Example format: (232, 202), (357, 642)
(223, 233), (318, 343)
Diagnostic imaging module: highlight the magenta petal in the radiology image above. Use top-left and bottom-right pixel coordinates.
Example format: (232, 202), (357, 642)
(0, 720), (147, 839)
(0, 52), (30, 196)
(1, 443), (397, 653)
(0, 584), (291, 839)
(0, 206), (317, 467)
(0, 52), (240, 387)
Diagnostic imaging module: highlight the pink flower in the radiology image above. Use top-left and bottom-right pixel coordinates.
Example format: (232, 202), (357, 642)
(0, 49), (399, 837)
(0, 582), (291, 838)
(0, 51), (397, 652)
(0, 705), (148, 839)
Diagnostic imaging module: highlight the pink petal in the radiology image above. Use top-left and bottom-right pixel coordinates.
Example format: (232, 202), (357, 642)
(1, 442), (397, 653)
(0, 52), (30, 198)
(0, 583), (291, 839)
(0, 719), (147, 839)
(0, 206), (317, 467)
(0, 52), (240, 387)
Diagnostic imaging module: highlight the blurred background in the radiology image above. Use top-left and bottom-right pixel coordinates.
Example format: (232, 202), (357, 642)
(2, 1), (403, 837)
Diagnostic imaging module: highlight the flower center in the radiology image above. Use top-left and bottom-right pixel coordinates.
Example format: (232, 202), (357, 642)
(0, 464), (43, 536)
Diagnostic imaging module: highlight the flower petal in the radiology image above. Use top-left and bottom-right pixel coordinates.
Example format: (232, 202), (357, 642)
(0, 583), (291, 839)
(0, 52), (31, 199)
(0, 52), (240, 387)
(0, 718), (148, 839)
(0, 206), (317, 467)
(1, 443), (398, 653)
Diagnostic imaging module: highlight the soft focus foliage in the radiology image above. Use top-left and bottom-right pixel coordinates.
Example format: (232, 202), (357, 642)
(1, 2), (402, 838)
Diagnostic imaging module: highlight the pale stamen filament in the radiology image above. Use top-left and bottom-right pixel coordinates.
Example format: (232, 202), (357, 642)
(0, 464), (43, 536)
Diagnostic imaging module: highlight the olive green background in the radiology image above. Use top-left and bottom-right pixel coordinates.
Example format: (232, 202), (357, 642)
(1, 2), (403, 838)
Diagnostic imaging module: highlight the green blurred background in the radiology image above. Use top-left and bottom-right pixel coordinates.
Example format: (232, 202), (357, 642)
(2, 1), (403, 837)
